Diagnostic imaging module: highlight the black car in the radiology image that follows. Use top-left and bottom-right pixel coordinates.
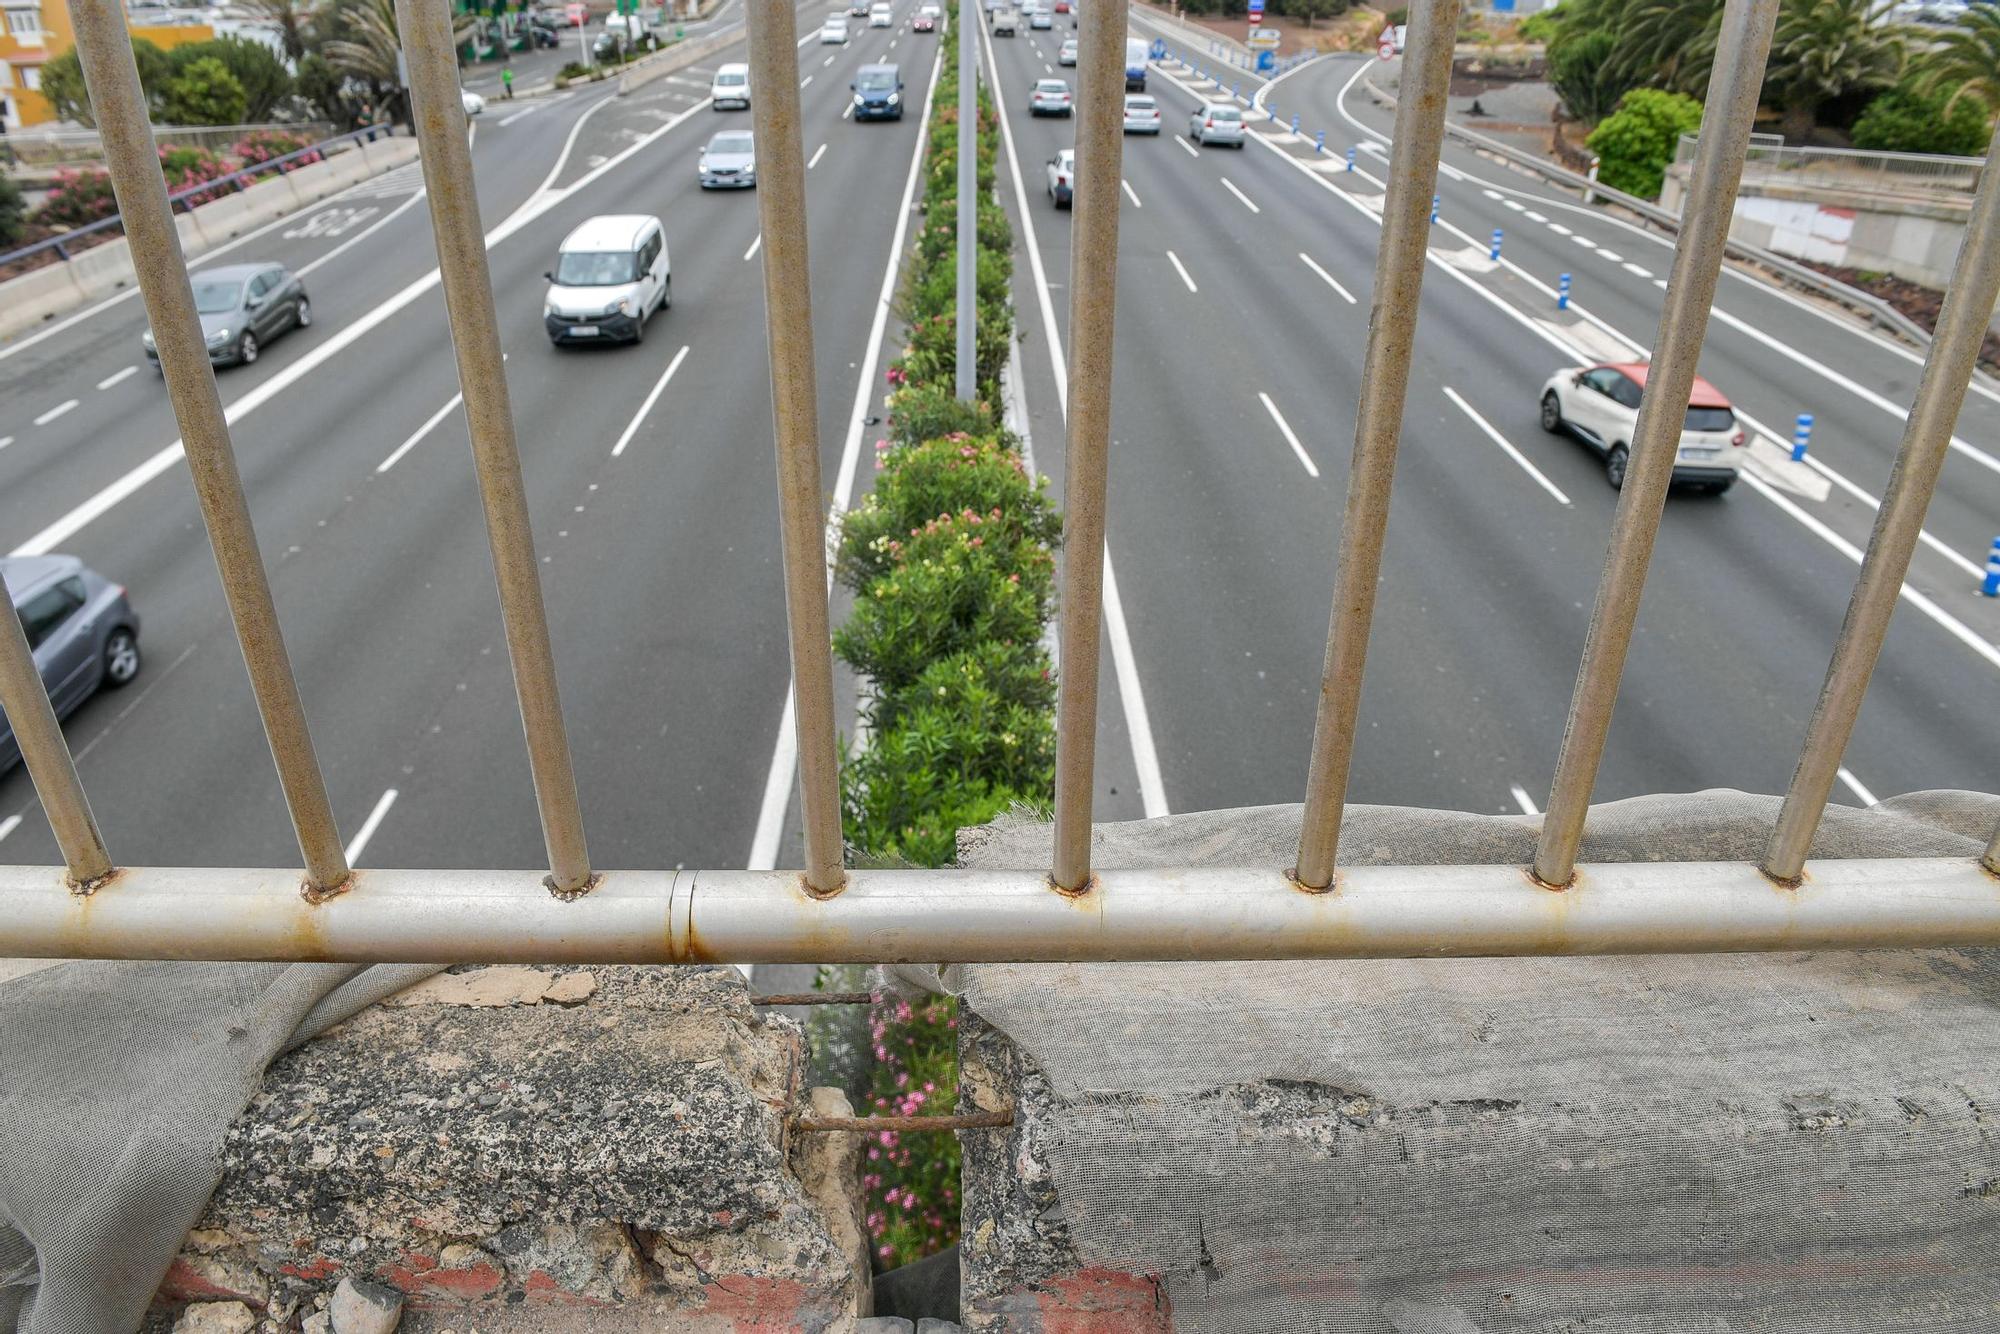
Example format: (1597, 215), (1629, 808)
(140, 262), (310, 368)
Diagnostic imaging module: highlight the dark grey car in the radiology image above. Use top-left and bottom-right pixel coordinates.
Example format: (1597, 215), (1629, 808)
(0, 556), (141, 774)
(141, 262), (311, 369)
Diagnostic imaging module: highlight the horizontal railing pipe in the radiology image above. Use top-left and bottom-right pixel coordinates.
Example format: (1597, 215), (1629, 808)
(3, 859), (1999, 963)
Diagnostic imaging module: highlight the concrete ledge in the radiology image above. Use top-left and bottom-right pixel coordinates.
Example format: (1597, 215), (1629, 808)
(0, 136), (421, 345)
(152, 965), (868, 1330)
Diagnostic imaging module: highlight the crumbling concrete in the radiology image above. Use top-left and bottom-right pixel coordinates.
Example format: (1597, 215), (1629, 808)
(150, 965), (867, 1330)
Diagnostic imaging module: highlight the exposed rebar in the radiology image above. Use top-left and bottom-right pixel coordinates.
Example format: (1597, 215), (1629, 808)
(796, 1110), (1013, 1132)
(1292, 0), (1460, 891)
(396, 0), (595, 895)
(1050, 0), (1131, 890)
(1532, 0), (1779, 889)
(747, 0), (847, 895)
(1764, 146), (2000, 883)
(69, 0), (349, 894)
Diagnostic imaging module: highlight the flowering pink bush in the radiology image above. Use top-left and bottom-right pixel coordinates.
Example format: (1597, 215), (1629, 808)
(233, 130), (320, 169)
(860, 993), (962, 1265)
(35, 168), (121, 229)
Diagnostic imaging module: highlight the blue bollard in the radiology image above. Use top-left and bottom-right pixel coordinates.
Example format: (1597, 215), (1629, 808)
(1290, 114), (1300, 135)
(1431, 194), (1439, 224)
(1984, 536), (2000, 597)
(1557, 272), (1572, 310)
(1345, 145), (1356, 171)
(1268, 104), (1278, 122)
(1489, 228), (1503, 261)
(1792, 413), (1814, 461)
(1233, 81), (1240, 102)
(1315, 130), (1326, 154)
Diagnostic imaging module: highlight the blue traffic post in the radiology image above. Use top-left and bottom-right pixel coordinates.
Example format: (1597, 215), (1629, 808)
(1290, 114), (1300, 134)
(1345, 145), (1355, 171)
(1268, 104), (1277, 122)
(1557, 272), (1571, 309)
(1431, 194), (1439, 224)
(1983, 537), (2000, 597)
(1315, 130), (1326, 154)
(1489, 228), (1503, 261)
(1232, 81), (1240, 102)
(1792, 413), (1813, 461)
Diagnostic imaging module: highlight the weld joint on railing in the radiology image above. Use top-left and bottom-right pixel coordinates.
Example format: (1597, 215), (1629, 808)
(1286, 867), (1337, 896)
(801, 870), (848, 902)
(545, 871), (602, 902)
(300, 870), (354, 905)
(1758, 865), (1805, 892)
(1979, 855), (2000, 883)
(1046, 872), (1098, 900)
(1525, 866), (1574, 893)
(66, 865), (123, 898)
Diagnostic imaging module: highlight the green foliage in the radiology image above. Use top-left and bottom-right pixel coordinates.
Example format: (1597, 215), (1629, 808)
(825, 0), (1057, 1269)
(295, 53), (355, 126)
(1548, 27), (1623, 123)
(1517, 9), (1561, 44)
(1851, 86), (1993, 156)
(0, 172), (24, 247)
(162, 56), (250, 128)
(1912, 3), (2000, 120)
(174, 36), (295, 123)
(1585, 87), (1703, 198)
(1763, 0), (1904, 141)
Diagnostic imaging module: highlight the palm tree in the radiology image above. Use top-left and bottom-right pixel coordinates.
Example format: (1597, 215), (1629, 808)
(1914, 4), (2000, 119)
(1762, 0), (1904, 142)
(323, 0), (472, 126)
(246, 0), (321, 62)
(1610, 0), (1723, 97)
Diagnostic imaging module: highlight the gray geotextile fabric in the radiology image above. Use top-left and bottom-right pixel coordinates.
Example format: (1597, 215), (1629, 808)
(0, 961), (440, 1334)
(939, 790), (2000, 1331)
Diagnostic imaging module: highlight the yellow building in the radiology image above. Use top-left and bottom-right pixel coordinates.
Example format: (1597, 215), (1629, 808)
(1, 1), (212, 129)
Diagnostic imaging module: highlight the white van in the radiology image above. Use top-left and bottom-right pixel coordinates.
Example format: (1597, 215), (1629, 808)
(711, 61), (750, 109)
(543, 214), (670, 345)
(822, 12), (849, 42)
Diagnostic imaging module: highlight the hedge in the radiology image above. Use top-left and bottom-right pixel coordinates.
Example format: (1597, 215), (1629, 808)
(824, 0), (1060, 1268)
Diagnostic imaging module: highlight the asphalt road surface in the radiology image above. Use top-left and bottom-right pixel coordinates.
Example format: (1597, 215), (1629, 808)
(1, 15), (1993, 884)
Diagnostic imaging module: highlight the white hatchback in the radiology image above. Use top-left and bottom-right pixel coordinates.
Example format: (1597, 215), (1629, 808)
(1539, 362), (1747, 493)
(1122, 93), (1160, 133)
(822, 12), (849, 41)
(870, 2), (893, 23)
(1188, 101), (1244, 147)
(710, 62), (750, 110)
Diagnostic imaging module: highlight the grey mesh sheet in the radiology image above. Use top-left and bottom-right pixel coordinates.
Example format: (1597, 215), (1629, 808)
(0, 962), (440, 1334)
(942, 790), (2000, 1332)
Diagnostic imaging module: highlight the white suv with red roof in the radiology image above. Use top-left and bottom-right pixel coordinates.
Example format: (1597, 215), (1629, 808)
(1539, 361), (1747, 493)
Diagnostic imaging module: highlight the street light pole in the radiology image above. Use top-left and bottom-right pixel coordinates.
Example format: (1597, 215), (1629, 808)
(954, 0), (977, 401)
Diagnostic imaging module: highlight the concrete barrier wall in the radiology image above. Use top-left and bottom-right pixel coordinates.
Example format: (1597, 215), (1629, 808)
(616, 25), (742, 94)
(0, 136), (421, 345)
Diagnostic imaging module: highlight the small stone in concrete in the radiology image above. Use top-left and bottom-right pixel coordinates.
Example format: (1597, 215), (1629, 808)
(856, 1320), (916, 1333)
(173, 1303), (256, 1334)
(916, 1321), (966, 1333)
(544, 969), (597, 1004)
(328, 1276), (404, 1334)
(301, 1314), (333, 1334)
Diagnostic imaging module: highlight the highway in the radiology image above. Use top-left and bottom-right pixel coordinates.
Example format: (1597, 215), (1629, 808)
(0, 11), (1993, 880)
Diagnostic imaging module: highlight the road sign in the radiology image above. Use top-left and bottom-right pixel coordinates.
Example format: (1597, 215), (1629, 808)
(1246, 10), (1260, 24)
(1377, 34), (1394, 59)
(1149, 36), (1166, 59)
(1246, 0), (1263, 12)
(1246, 27), (1278, 48)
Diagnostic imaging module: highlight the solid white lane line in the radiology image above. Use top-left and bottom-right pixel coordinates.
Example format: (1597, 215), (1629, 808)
(1443, 387), (1571, 506)
(1121, 178), (1141, 208)
(497, 102), (543, 126)
(343, 788), (399, 865)
(0, 815), (18, 845)
(33, 400), (78, 426)
(985, 23), (1168, 819)
(1509, 784), (1540, 816)
(1174, 132), (1199, 156)
(750, 41), (946, 872)
(377, 393), (463, 473)
(95, 366), (139, 391)
(1166, 249), (1197, 293)
(610, 344), (691, 457)
(14, 88), (723, 559)
(1298, 251), (1355, 304)
(1258, 392), (1319, 477)
(809, 142), (829, 168)
(1220, 176), (1259, 213)
(744, 232), (763, 261)
(1837, 767), (1879, 807)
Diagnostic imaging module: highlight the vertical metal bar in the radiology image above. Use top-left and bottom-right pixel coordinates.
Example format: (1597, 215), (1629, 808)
(1764, 153), (2000, 883)
(0, 604), (112, 887)
(69, 0), (351, 895)
(955, 0), (978, 401)
(1530, 0), (1778, 889)
(396, 0), (595, 895)
(1985, 822), (2000, 876)
(1291, 0), (1459, 892)
(1049, 0), (1130, 891)
(747, 0), (847, 895)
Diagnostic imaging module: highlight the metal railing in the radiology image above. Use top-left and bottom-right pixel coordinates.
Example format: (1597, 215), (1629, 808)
(1677, 132), (1986, 201)
(3, 0), (1998, 964)
(0, 120), (338, 171)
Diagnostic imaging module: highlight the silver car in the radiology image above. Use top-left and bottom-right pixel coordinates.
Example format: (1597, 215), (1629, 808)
(1029, 78), (1073, 116)
(1, 556), (141, 773)
(1058, 36), (1077, 64)
(1123, 92), (1160, 133)
(1189, 101), (1245, 147)
(141, 262), (310, 368)
(699, 130), (757, 189)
